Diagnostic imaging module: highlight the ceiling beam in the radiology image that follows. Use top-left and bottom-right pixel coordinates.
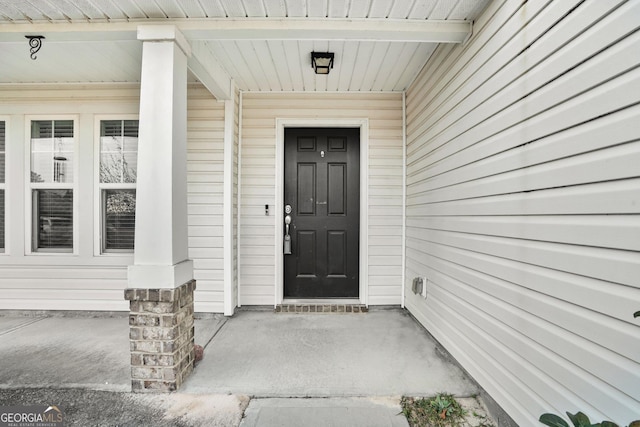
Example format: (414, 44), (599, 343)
(188, 41), (233, 100)
(181, 19), (471, 42)
(137, 26), (232, 100)
(0, 18), (471, 43)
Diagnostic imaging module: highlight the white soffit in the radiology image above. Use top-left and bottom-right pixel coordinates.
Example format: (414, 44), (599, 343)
(0, 0), (490, 92)
(0, 0), (488, 21)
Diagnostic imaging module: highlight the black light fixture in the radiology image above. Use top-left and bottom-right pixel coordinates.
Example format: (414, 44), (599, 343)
(311, 51), (334, 75)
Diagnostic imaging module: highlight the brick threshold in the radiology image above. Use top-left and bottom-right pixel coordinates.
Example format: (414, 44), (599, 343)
(275, 304), (368, 314)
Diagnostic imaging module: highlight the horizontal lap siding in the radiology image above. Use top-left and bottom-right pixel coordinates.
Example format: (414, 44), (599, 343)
(240, 93), (403, 305)
(0, 85), (141, 311)
(405, 1), (640, 425)
(0, 84), (225, 313)
(187, 85), (225, 313)
(0, 265), (131, 311)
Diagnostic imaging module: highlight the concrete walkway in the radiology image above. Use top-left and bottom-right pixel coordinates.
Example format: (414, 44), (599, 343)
(240, 397), (409, 427)
(0, 308), (483, 426)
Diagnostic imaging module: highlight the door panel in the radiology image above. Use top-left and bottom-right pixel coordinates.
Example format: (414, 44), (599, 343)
(297, 164), (316, 215)
(296, 230), (317, 277)
(284, 128), (360, 298)
(327, 231), (347, 277)
(328, 163), (346, 215)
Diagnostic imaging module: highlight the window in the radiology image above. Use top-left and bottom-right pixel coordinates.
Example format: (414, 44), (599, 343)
(30, 120), (75, 252)
(99, 120), (138, 252)
(0, 121), (5, 252)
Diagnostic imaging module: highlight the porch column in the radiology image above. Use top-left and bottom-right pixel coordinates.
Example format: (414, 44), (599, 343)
(124, 25), (195, 393)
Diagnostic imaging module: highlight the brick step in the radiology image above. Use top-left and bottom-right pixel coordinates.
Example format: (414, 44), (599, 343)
(275, 304), (368, 314)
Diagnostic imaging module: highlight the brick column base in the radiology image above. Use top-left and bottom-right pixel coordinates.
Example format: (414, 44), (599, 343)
(124, 280), (196, 392)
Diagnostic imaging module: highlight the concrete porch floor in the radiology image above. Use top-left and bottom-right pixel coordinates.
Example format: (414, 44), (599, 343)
(181, 308), (479, 397)
(0, 308), (485, 426)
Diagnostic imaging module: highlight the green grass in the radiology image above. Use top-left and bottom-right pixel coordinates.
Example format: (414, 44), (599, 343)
(401, 393), (468, 427)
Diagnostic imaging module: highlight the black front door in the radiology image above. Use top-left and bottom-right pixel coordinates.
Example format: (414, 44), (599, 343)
(284, 128), (360, 298)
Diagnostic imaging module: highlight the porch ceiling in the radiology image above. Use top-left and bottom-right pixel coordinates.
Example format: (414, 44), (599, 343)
(0, 0), (490, 93)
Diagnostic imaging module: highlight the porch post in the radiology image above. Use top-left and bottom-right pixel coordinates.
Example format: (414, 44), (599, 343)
(124, 25), (195, 393)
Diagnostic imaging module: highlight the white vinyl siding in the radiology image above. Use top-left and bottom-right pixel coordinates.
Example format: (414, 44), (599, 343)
(187, 85), (226, 313)
(240, 93), (403, 305)
(0, 85), (140, 311)
(0, 120), (5, 253)
(0, 83), (226, 312)
(404, 1), (640, 426)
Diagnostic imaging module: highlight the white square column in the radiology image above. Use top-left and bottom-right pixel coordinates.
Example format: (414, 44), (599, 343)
(125, 26), (196, 393)
(128, 26), (193, 289)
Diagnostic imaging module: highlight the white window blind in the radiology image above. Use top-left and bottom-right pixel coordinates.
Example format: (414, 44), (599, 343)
(103, 189), (136, 250)
(0, 189), (4, 252)
(0, 121), (5, 182)
(33, 189), (73, 249)
(100, 120), (138, 252)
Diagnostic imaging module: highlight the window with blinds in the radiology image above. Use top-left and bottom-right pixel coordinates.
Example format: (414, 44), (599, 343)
(103, 189), (136, 250)
(100, 120), (138, 252)
(33, 189), (73, 249)
(31, 120), (74, 184)
(0, 190), (4, 252)
(0, 121), (5, 252)
(100, 120), (137, 184)
(30, 120), (75, 252)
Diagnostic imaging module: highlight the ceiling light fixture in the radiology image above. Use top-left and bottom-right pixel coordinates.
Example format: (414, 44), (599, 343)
(311, 51), (334, 75)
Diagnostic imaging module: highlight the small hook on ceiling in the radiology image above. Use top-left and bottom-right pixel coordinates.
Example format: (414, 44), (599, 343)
(25, 35), (45, 60)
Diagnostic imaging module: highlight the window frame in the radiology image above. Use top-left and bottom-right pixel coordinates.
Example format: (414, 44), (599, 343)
(94, 115), (139, 255)
(0, 117), (7, 255)
(25, 115), (79, 255)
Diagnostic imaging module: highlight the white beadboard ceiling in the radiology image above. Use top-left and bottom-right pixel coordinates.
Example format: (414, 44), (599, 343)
(0, 0), (490, 93)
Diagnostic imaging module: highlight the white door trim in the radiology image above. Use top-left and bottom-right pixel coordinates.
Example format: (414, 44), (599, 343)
(275, 118), (369, 306)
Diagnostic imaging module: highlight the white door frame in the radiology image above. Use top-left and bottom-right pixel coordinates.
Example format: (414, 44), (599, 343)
(274, 118), (369, 306)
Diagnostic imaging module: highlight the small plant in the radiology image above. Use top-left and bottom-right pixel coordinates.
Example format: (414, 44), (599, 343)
(402, 393), (467, 427)
(431, 394), (457, 419)
(539, 411), (640, 427)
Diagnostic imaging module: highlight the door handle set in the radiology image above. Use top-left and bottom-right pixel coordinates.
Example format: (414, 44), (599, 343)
(284, 204), (292, 255)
